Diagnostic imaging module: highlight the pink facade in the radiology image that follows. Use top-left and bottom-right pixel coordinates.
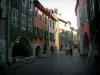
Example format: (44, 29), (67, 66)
(80, 0), (90, 41)
(82, 20), (90, 40)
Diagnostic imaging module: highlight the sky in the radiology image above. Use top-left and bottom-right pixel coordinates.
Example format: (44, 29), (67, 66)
(39, 0), (77, 29)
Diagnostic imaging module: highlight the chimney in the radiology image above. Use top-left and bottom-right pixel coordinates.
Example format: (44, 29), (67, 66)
(49, 9), (53, 14)
(54, 8), (58, 14)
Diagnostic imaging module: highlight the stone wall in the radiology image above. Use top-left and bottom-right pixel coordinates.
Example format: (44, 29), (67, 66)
(0, 38), (5, 63)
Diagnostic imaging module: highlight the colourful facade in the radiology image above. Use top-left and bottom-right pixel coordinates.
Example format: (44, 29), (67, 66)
(75, 0), (90, 55)
(34, 0), (57, 54)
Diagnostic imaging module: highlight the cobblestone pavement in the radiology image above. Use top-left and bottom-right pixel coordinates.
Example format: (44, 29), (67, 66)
(6, 49), (99, 75)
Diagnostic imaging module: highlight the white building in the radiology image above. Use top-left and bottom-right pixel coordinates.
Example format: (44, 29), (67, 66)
(47, 9), (56, 53)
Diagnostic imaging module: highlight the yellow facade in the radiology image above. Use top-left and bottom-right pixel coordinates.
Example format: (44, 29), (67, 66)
(52, 14), (60, 51)
(55, 21), (59, 51)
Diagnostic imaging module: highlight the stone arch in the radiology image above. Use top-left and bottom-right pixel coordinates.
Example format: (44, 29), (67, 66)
(83, 32), (89, 55)
(11, 36), (32, 57)
(50, 45), (55, 53)
(35, 45), (41, 57)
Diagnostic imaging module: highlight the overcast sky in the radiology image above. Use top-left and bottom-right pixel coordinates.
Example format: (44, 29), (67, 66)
(39, 0), (77, 29)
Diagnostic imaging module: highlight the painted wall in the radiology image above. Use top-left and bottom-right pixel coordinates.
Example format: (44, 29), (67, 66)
(55, 21), (59, 50)
(83, 20), (90, 40)
(34, 7), (48, 50)
(79, 0), (90, 41)
(48, 18), (55, 51)
(49, 19), (55, 33)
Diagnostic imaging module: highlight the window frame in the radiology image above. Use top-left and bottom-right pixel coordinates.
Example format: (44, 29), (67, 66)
(12, 8), (18, 26)
(28, 18), (32, 32)
(29, 0), (32, 9)
(35, 8), (38, 17)
(50, 19), (51, 27)
(39, 10), (42, 20)
(22, 0), (26, 13)
(21, 13), (26, 30)
(22, 0), (26, 5)
(89, 0), (95, 19)
(44, 16), (47, 24)
(53, 21), (54, 29)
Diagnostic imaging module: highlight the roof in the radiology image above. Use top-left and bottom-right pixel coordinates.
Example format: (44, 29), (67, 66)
(34, 0), (57, 21)
(58, 18), (71, 25)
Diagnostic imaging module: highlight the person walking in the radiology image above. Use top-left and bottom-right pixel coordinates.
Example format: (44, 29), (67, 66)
(69, 46), (73, 56)
(65, 45), (69, 55)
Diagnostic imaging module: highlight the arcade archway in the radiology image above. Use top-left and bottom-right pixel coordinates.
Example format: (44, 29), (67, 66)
(12, 36), (32, 57)
(35, 45), (41, 57)
(83, 32), (89, 55)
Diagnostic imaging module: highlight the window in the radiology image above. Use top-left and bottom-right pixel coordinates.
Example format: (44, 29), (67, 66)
(39, 11), (42, 20)
(53, 21), (54, 29)
(39, 29), (43, 36)
(22, 0), (26, 13)
(41, 29), (43, 36)
(35, 8), (38, 17)
(22, 0), (26, 4)
(44, 16), (47, 24)
(89, 0), (95, 19)
(34, 26), (37, 34)
(29, 0), (32, 9)
(21, 13), (26, 30)
(12, 8), (18, 26)
(28, 18), (32, 32)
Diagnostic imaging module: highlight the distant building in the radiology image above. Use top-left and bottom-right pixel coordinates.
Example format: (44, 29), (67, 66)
(58, 17), (72, 51)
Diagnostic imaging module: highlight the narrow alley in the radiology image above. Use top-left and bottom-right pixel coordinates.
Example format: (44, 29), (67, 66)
(1, 0), (100, 75)
(6, 49), (97, 75)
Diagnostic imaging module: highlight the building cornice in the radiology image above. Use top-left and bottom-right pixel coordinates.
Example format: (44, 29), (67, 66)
(75, 0), (79, 16)
(34, 0), (57, 21)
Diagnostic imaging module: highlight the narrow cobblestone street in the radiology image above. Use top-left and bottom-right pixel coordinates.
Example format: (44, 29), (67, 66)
(6, 49), (98, 75)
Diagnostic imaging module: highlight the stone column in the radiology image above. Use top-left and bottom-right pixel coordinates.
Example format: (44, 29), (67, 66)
(79, 26), (84, 55)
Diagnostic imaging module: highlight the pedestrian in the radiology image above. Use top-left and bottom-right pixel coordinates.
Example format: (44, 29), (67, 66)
(69, 46), (73, 56)
(65, 45), (69, 55)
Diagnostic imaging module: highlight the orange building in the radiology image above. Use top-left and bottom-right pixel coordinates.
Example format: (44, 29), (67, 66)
(34, 0), (57, 57)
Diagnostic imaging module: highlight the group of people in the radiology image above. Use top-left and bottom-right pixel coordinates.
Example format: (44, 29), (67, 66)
(64, 45), (73, 56)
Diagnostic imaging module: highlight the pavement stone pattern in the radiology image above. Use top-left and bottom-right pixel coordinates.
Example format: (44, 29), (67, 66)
(6, 49), (100, 75)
